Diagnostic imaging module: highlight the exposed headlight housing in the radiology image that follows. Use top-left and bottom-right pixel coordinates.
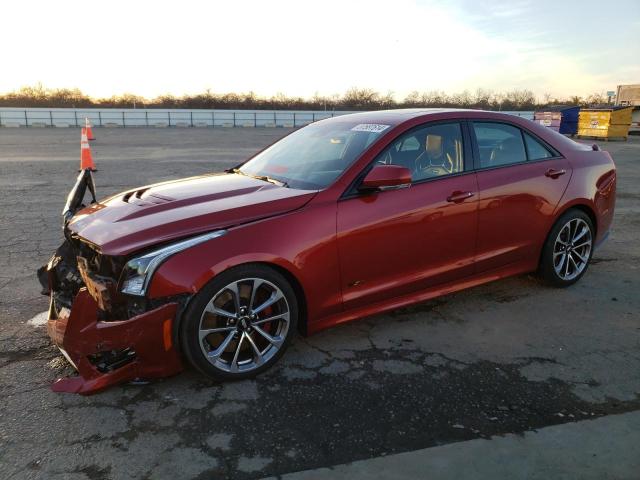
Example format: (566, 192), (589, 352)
(120, 230), (226, 296)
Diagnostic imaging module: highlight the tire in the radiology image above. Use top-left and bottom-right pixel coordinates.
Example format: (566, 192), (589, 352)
(180, 264), (298, 381)
(539, 209), (595, 287)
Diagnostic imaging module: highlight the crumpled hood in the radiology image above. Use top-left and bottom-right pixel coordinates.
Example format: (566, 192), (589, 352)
(68, 173), (317, 256)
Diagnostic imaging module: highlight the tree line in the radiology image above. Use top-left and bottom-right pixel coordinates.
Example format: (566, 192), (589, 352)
(0, 84), (610, 111)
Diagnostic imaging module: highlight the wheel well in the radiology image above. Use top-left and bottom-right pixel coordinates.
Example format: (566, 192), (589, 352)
(252, 262), (309, 337)
(539, 204), (598, 267)
(174, 261), (309, 355)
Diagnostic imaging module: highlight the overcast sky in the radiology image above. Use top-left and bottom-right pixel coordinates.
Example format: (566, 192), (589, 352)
(2, 0), (639, 100)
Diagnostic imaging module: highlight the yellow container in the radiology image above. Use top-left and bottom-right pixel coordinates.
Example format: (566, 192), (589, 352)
(578, 107), (633, 139)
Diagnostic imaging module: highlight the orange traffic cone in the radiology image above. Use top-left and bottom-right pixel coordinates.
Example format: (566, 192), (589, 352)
(85, 117), (95, 141)
(80, 129), (97, 171)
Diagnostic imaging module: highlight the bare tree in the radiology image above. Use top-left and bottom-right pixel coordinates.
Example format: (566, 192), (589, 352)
(0, 83), (607, 112)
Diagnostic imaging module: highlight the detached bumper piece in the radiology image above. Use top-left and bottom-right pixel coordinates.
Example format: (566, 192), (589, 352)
(47, 289), (183, 395)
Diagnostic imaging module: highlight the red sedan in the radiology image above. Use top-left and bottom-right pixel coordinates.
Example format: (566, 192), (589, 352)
(40, 109), (616, 394)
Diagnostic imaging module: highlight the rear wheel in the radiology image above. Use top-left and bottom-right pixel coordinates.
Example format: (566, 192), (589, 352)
(180, 264), (297, 380)
(539, 209), (594, 287)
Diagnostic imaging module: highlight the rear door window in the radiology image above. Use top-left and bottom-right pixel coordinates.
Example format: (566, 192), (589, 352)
(472, 122), (527, 168)
(523, 132), (554, 160)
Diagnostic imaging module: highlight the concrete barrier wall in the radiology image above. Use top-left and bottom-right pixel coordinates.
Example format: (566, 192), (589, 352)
(0, 107), (534, 128)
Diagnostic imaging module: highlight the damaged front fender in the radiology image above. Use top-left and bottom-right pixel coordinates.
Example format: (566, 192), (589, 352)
(37, 167), (187, 395)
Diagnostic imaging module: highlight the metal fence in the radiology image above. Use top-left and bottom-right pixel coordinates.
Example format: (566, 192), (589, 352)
(0, 108), (353, 128)
(0, 107), (535, 128)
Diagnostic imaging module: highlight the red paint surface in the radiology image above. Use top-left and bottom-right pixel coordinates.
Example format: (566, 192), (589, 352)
(68, 173), (317, 255)
(361, 164), (412, 188)
(50, 109), (616, 391)
(337, 172), (478, 310)
(149, 110), (616, 333)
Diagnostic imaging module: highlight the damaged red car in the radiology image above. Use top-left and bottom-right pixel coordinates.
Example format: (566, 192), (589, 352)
(39, 109), (617, 394)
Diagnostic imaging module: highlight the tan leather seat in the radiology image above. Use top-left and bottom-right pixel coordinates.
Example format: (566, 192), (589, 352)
(426, 134), (443, 156)
(424, 134), (454, 171)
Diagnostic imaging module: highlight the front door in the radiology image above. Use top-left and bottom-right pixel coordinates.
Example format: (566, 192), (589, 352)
(337, 121), (478, 311)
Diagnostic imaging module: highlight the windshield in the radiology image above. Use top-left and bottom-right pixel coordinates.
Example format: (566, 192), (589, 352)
(238, 121), (391, 190)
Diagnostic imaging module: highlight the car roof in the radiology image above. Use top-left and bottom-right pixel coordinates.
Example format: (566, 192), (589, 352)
(326, 108), (527, 126)
(323, 108), (590, 154)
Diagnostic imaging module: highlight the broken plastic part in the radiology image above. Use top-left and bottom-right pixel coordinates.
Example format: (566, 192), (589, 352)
(48, 289), (183, 395)
(62, 169), (97, 226)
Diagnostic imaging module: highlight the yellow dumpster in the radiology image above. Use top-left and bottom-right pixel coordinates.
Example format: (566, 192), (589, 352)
(577, 106), (633, 140)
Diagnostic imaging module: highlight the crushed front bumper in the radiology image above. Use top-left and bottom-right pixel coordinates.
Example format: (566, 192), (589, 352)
(47, 288), (183, 395)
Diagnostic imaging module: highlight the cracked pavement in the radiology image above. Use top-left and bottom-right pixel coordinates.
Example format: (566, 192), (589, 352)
(0, 128), (639, 479)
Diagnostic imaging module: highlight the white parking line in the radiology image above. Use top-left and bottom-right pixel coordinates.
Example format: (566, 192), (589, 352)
(26, 311), (48, 327)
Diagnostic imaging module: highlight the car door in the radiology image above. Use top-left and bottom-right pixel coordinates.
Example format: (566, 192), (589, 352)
(337, 121), (478, 311)
(471, 121), (572, 272)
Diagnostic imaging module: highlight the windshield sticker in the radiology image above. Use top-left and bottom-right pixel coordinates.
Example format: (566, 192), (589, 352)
(351, 124), (390, 133)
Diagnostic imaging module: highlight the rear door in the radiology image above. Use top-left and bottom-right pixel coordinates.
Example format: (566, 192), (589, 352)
(337, 121), (478, 311)
(471, 121), (572, 272)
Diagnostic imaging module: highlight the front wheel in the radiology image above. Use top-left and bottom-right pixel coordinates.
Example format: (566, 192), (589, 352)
(180, 264), (298, 381)
(539, 209), (595, 287)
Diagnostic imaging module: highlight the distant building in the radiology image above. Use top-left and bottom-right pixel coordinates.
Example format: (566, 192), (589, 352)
(615, 84), (640, 107)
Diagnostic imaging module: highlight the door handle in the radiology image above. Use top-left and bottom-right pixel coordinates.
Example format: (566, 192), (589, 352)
(447, 191), (475, 203)
(545, 168), (566, 179)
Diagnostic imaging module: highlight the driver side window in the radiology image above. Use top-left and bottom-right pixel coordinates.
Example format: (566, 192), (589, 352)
(377, 122), (464, 182)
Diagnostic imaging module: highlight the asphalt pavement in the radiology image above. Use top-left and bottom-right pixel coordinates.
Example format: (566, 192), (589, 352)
(0, 127), (639, 479)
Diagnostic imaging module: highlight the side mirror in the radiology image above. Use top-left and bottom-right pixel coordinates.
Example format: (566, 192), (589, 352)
(360, 165), (412, 191)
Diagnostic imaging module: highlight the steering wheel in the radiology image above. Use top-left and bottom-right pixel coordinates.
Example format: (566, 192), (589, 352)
(414, 151), (452, 177)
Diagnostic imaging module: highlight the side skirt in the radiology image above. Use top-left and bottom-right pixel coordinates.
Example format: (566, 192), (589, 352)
(307, 260), (536, 335)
